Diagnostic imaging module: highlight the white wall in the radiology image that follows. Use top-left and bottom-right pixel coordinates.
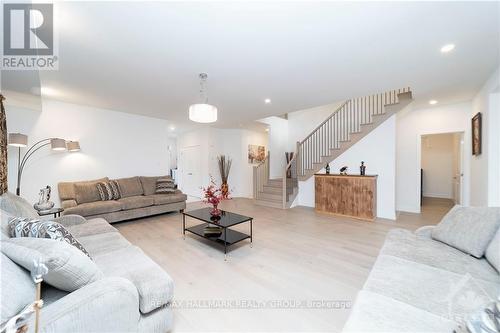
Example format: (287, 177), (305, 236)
(177, 127), (268, 198)
(396, 102), (471, 213)
(6, 99), (171, 204)
(258, 117), (288, 179)
(298, 115), (397, 220)
(287, 102), (343, 151)
(471, 68), (500, 206)
(421, 133), (456, 199)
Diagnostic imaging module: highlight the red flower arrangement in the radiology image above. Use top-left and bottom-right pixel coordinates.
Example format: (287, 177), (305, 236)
(202, 177), (230, 217)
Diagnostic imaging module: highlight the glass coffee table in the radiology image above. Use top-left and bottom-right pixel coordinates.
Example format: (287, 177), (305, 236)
(182, 207), (253, 260)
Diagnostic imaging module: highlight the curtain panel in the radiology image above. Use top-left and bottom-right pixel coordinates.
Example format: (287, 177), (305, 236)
(0, 94), (7, 195)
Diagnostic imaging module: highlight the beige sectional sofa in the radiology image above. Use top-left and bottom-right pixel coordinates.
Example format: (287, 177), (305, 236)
(342, 206), (500, 332)
(1, 192), (174, 332)
(58, 176), (186, 223)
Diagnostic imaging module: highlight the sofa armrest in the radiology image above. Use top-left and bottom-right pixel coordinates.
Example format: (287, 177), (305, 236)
(53, 214), (87, 227)
(38, 277), (140, 333)
(415, 225), (435, 238)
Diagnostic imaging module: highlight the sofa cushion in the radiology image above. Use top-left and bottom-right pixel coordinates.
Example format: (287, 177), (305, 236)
(93, 245), (174, 313)
(9, 217), (91, 258)
(64, 200), (122, 216)
(140, 176), (161, 196)
(363, 255), (500, 320)
(150, 192), (187, 205)
(58, 177), (109, 201)
(116, 177), (144, 198)
(382, 228), (500, 283)
(431, 206), (500, 258)
(1, 238), (104, 292)
(342, 290), (457, 332)
(0, 192), (38, 219)
(1, 208), (11, 238)
(77, 232), (131, 257)
(118, 196), (154, 210)
(66, 218), (117, 238)
(0, 253), (36, 324)
(74, 182), (102, 204)
(486, 228), (500, 273)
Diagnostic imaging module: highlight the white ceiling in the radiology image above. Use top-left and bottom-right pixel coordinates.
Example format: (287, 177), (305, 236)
(3, 1), (499, 133)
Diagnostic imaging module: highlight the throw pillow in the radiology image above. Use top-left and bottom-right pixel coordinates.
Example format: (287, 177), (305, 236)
(96, 181), (113, 201)
(109, 179), (121, 199)
(485, 228), (500, 273)
(0, 253), (36, 324)
(1, 237), (103, 292)
(431, 206), (500, 258)
(74, 182), (102, 204)
(8, 217), (91, 258)
(156, 178), (176, 194)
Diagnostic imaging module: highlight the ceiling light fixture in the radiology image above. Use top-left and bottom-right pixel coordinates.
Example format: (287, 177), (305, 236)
(264, 98), (271, 104)
(188, 73), (217, 123)
(440, 44), (455, 53)
(429, 100), (438, 105)
(169, 125), (176, 131)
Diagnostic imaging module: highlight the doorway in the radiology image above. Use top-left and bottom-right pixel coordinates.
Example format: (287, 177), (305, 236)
(421, 132), (464, 205)
(179, 145), (202, 198)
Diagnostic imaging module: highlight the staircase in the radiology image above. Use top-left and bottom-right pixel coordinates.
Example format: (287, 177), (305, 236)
(254, 88), (413, 209)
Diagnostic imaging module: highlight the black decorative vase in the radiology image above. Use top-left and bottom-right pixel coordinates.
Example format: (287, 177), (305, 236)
(325, 163), (330, 174)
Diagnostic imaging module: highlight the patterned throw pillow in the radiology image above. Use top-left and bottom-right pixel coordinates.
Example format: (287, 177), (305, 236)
(109, 180), (121, 199)
(156, 178), (176, 194)
(96, 181), (113, 201)
(8, 217), (91, 258)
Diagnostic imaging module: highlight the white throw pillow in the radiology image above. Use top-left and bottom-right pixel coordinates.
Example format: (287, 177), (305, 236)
(1, 237), (103, 292)
(431, 205), (500, 258)
(485, 228), (500, 272)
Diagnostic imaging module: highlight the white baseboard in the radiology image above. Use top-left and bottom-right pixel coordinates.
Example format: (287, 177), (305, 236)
(423, 193), (453, 199)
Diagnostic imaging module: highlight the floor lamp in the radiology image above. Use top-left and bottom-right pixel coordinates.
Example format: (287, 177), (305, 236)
(8, 133), (80, 196)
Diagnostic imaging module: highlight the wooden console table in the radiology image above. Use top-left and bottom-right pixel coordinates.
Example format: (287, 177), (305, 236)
(314, 174), (377, 221)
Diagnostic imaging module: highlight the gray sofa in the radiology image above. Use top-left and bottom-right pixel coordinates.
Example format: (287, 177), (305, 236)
(342, 211), (500, 332)
(0, 192), (174, 332)
(58, 176), (186, 223)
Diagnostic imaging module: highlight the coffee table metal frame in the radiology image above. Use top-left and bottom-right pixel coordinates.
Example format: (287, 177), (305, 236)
(182, 208), (253, 260)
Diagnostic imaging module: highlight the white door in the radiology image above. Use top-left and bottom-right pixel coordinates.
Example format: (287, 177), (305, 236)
(179, 146), (202, 197)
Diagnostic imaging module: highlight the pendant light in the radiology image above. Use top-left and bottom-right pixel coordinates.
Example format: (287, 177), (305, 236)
(188, 73), (217, 123)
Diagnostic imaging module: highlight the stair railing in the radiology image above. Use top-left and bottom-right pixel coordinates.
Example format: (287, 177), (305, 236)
(297, 88), (410, 177)
(282, 153), (298, 208)
(253, 151), (270, 200)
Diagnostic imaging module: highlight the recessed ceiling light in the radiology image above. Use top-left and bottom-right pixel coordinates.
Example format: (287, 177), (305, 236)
(169, 125), (175, 131)
(265, 128), (269, 132)
(264, 98), (271, 104)
(440, 44), (455, 53)
(429, 100), (438, 105)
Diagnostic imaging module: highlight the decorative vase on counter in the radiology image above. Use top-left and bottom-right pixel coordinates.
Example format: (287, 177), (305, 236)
(360, 161), (366, 176)
(325, 163), (330, 174)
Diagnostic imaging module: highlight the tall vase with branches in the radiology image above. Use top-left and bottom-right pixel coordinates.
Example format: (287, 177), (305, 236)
(217, 155), (232, 199)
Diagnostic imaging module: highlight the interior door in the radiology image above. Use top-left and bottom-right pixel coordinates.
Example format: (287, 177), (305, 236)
(179, 146), (202, 197)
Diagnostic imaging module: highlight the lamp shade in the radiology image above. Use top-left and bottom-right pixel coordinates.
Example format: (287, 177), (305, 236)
(66, 141), (80, 152)
(188, 103), (218, 123)
(8, 133), (28, 147)
(50, 138), (66, 151)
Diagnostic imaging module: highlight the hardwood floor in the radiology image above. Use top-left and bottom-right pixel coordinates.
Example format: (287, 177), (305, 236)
(115, 197), (454, 332)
